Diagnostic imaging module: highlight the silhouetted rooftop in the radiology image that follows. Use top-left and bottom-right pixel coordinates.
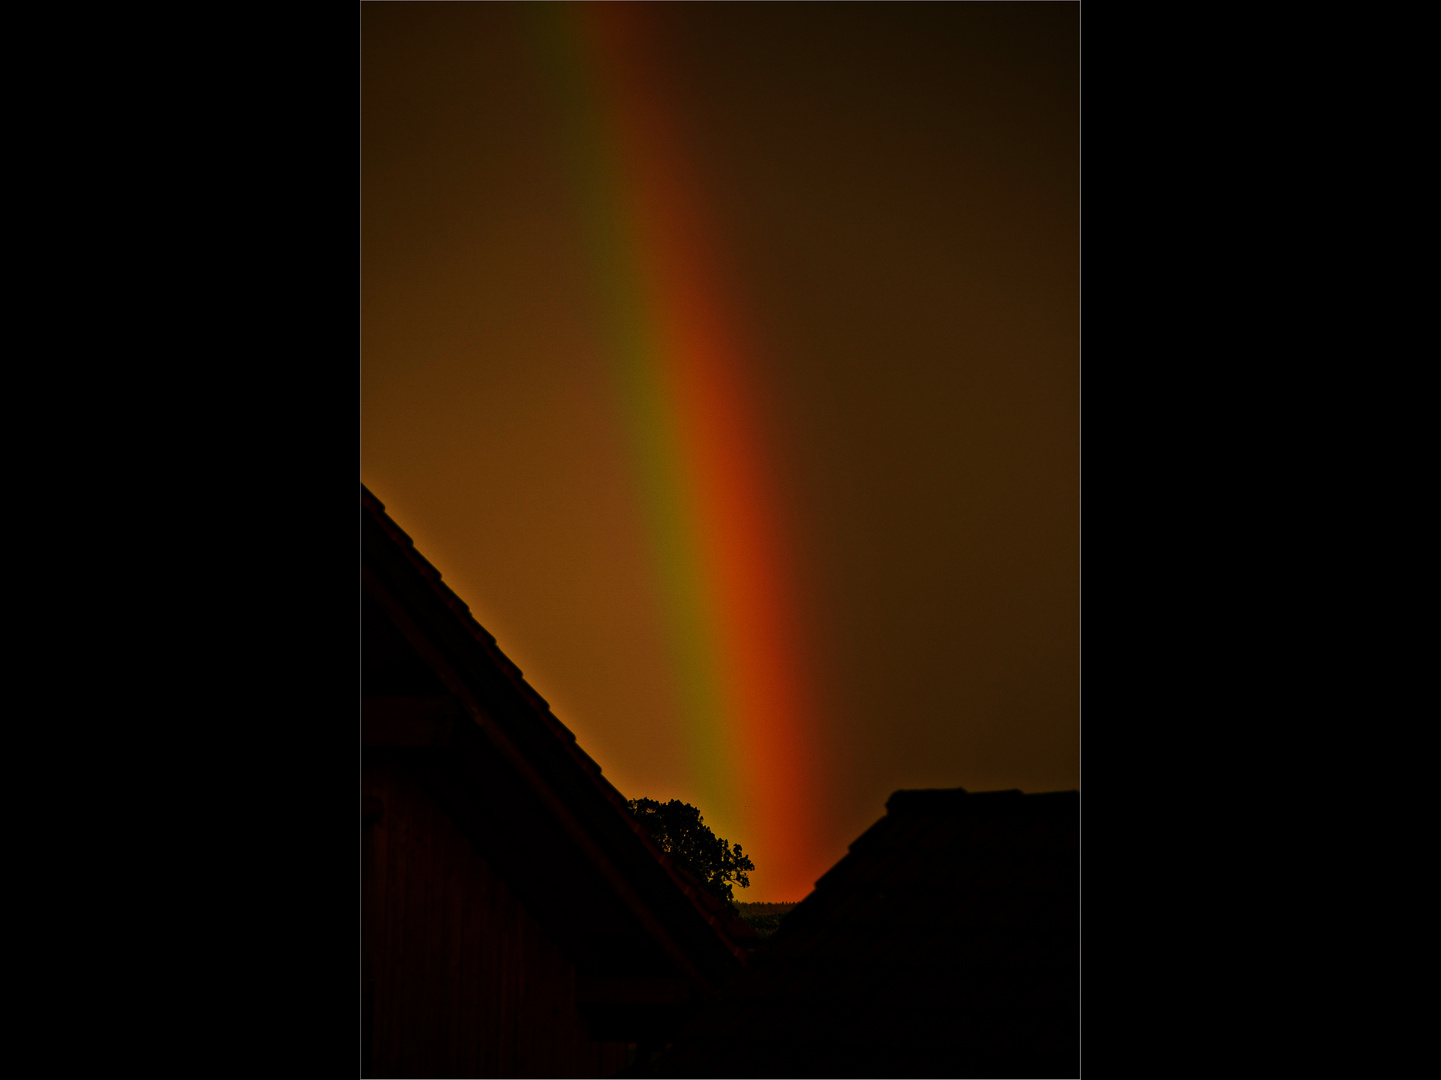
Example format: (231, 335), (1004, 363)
(362, 484), (756, 974)
(649, 787), (1079, 1078)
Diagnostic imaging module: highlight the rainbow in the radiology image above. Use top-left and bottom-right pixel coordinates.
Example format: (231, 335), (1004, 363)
(528, 4), (825, 900)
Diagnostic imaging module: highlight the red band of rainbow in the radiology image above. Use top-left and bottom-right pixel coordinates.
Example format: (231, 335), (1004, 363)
(530, 4), (827, 899)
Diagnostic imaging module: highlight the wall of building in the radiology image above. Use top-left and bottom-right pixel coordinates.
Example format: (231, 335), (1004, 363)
(363, 761), (628, 1078)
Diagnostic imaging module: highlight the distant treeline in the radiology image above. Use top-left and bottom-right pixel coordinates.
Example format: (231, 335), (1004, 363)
(735, 901), (798, 940)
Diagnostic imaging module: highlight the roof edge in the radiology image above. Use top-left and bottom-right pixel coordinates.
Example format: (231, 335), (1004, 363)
(362, 484), (756, 964)
(885, 787), (1078, 814)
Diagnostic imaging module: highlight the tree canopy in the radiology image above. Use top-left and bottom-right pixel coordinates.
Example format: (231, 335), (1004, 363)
(627, 798), (755, 909)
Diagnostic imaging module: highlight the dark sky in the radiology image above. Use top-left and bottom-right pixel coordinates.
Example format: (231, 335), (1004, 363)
(362, 2), (1078, 900)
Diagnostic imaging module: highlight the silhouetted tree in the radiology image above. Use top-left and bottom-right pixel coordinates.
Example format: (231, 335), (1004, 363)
(627, 798), (755, 909)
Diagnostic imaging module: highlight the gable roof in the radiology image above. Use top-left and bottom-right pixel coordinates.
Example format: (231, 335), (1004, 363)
(651, 787), (1079, 1077)
(361, 485), (756, 1012)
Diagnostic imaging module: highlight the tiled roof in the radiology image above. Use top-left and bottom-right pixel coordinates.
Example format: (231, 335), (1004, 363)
(651, 787), (1079, 1077)
(361, 485), (757, 974)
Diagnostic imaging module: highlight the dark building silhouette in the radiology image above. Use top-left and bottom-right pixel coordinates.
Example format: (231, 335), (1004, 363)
(361, 486), (755, 1078)
(650, 788), (1079, 1078)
